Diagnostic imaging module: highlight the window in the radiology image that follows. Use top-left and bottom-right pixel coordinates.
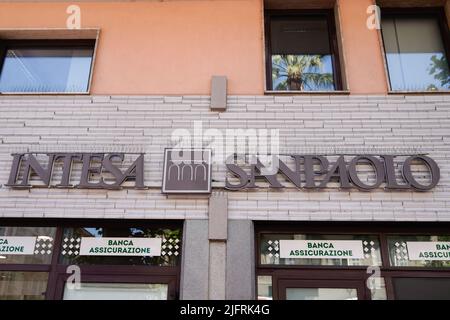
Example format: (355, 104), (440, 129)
(256, 223), (450, 300)
(381, 9), (450, 92)
(265, 11), (341, 91)
(63, 282), (169, 300)
(0, 219), (182, 300)
(0, 40), (95, 94)
(0, 272), (48, 300)
(0, 226), (56, 264)
(260, 233), (382, 266)
(59, 226), (181, 266)
(393, 278), (450, 300)
(387, 235), (450, 268)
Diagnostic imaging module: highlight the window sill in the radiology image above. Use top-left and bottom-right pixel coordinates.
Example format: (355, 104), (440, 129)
(388, 90), (450, 95)
(0, 92), (90, 96)
(264, 90), (350, 95)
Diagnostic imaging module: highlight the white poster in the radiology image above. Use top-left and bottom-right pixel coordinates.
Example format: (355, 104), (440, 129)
(0, 236), (36, 255)
(406, 241), (450, 261)
(80, 237), (162, 257)
(280, 240), (364, 259)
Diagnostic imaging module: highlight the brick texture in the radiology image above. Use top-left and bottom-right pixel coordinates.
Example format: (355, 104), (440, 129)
(0, 94), (449, 221)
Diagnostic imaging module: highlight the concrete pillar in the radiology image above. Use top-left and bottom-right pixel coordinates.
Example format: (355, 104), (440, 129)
(180, 219), (209, 300)
(208, 241), (227, 299)
(226, 220), (255, 300)
(209, 192), (228, 241)
(181, 195), (255, 300)
(208, 192), (228, 299)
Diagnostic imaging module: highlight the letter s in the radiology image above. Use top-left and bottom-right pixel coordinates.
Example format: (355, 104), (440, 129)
(225, 163), (249, 190)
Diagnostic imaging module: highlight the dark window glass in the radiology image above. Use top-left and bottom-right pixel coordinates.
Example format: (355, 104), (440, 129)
(393, 278), (450, 300)
(381, 15), (450, 91)
(59, 226), (181, 266)
(0, 44), (94, 93)
(267, 14), (337, 91)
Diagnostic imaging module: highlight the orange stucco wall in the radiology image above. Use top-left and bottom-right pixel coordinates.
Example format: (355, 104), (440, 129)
(0, 0), (392, 95)
(337, 0), (388, 94)
(0, 0), (265, 95)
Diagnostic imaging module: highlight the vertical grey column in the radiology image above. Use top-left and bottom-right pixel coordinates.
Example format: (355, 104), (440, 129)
(208, 241), (227, 299)
(208, 191), (228, 300)
(181, 193), (255, 300)
(180, 219), (209, 300)
(226, 220), (255, 300)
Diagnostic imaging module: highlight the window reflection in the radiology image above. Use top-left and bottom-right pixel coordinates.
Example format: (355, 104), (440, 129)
(369, 277), (387, 300)
(260, 234), (382, 266)
(382, 16), (450, 91)
(272, 55), (335, 91)
(0, 272), (48, 300)
(268, 15), (337, 91)
(286, 288), (358, 300)
(0, 226), (56, 265)
(59, 226), (181, 266)
(63, 282), (168, 300)
(387, 235), (450, 268)
(0, 47), (93, 93)
(257, 276), (273, 300)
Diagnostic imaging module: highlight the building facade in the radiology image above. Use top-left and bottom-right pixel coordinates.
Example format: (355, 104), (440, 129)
(0, 0), (449, 300)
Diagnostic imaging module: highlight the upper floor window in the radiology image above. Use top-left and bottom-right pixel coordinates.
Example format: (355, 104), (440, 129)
(381, 10), (450, 92)
(265, 11), (341, 92)
(0, 40), (95, 94)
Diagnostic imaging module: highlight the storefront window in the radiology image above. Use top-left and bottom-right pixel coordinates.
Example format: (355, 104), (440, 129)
(0, 226), (56, 264)
(257, 225), (450, 300)
(0, 272), (48, 300)
(0, 220), (182, 300)
(59, 226), (181, 266)
(260, 234), (382, 267)
(387, 235), (450, 268)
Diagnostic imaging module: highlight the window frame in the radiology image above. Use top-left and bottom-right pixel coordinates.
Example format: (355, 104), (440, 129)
(380, 7), (450, 93)
(255, 221), (450, 300)
(0, 218), (183, 300)
(264, 9), (343, 92)
(0, 39), (96, 95)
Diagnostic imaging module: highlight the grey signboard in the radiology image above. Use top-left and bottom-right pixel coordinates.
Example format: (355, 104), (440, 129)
(162, 148), (212, 194)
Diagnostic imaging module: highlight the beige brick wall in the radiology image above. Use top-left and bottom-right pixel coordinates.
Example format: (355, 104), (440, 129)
(0, 94), (449, 221)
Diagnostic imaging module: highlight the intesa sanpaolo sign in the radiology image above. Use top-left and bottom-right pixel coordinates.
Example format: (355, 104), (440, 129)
(4, 152), (440, 192)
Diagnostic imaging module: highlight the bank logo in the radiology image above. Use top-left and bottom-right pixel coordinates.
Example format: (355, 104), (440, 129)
(162, 148), (212, 194)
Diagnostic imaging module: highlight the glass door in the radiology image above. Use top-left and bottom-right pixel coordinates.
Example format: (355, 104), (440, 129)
(278, 279), (365, 300)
